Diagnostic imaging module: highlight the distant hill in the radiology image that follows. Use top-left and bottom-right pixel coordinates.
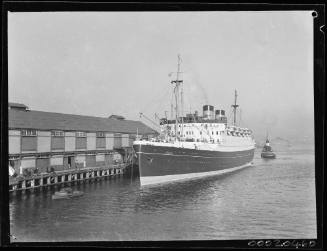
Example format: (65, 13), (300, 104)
(256, 136), (291, 148)
(273, 137), (292, 146)
(255, 135), (314, 151)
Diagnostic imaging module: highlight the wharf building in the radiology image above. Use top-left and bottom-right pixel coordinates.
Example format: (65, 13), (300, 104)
(8, 103), (156, 175)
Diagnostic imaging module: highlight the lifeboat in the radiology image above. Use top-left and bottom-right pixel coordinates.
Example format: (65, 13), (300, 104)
(52, 187), (84, 200)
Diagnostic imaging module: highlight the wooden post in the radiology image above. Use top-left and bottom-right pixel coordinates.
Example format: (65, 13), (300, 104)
(21, 180), (26, 189)
(31, 179), (35, 188)
(68, 174), (71, 181)
(54, 176), (58, 184)
(40, 177), (43, 186)
(86, 172), (89, 179)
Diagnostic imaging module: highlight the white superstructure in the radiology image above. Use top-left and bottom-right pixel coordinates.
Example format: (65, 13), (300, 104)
(160, 122), (253, 144)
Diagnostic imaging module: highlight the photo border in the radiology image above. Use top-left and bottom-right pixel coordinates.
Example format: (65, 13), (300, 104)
(1, 1), (325, 249)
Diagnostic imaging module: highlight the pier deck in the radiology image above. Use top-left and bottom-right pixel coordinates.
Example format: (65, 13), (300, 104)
(9, 162), (133, 192)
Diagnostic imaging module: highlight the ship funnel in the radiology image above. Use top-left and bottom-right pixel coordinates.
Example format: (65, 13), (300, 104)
(203, 105), (214, 120)
(215, 109), (225, 119)
(215, 109), (227, 124)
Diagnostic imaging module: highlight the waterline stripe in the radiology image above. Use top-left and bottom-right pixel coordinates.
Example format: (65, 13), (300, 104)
(140, 162), (252, 186)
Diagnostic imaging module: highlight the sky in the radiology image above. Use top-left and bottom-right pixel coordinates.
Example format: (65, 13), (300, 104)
(8, 11), (314, 142)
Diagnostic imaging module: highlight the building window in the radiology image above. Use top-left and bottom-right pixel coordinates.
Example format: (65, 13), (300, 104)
(96, 132), (105, 138)
(51, 131), (64, 150)
(216, 131), (219, 135)
(21, 129), (37, 136)
(114, 133), (122, 148)
(76, 132), (87, 149)
(51, 131), (64, 137)
(96, 132), (106, 149)
(76, 132), (86, 138)
(21, 130), (37, 151)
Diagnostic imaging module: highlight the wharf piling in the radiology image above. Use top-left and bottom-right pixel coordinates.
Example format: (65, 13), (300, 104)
(9, 163), (132, 193)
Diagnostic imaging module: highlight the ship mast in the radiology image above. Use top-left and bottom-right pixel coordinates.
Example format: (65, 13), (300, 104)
(231, 90), (239, 126)
(181, 80), (184, 138)
(171, 55), (183, 141)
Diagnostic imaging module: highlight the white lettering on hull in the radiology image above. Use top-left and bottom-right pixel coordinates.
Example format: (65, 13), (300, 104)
(140, 162), (253, 186)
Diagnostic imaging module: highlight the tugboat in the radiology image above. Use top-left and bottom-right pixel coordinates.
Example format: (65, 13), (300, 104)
(261, 137), (276, 159)
(52, 187), (84, 200)
(133, 55), (256, 186)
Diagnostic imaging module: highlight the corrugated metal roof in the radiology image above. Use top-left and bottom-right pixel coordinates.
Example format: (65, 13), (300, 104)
(9, 109), (157, 135)
(108, 114), (125, 120)
(9, 102), (28, 109)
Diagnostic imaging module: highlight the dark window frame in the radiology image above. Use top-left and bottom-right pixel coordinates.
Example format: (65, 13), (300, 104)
(96, 132), (105, 138)
(51, 130), (64, 137)
(76, 131), (87, 138)
(21, 129), (37, 137)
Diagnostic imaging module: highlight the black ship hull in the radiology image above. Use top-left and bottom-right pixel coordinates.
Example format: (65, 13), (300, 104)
(133, 144), (255, 186)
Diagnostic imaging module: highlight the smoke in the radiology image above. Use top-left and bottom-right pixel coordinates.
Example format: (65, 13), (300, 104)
(194, 75), (209, 105)
(186, 70), (209, 106)
(183, 59), (209, 106)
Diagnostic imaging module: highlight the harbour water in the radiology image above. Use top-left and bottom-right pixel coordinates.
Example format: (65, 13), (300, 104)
(9, 145), (316, 242)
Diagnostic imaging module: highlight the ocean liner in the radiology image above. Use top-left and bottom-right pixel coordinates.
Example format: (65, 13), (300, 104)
(133, 56), (256, 186)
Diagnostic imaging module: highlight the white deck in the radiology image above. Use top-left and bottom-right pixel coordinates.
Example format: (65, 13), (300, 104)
(134, 138), (255, 152)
